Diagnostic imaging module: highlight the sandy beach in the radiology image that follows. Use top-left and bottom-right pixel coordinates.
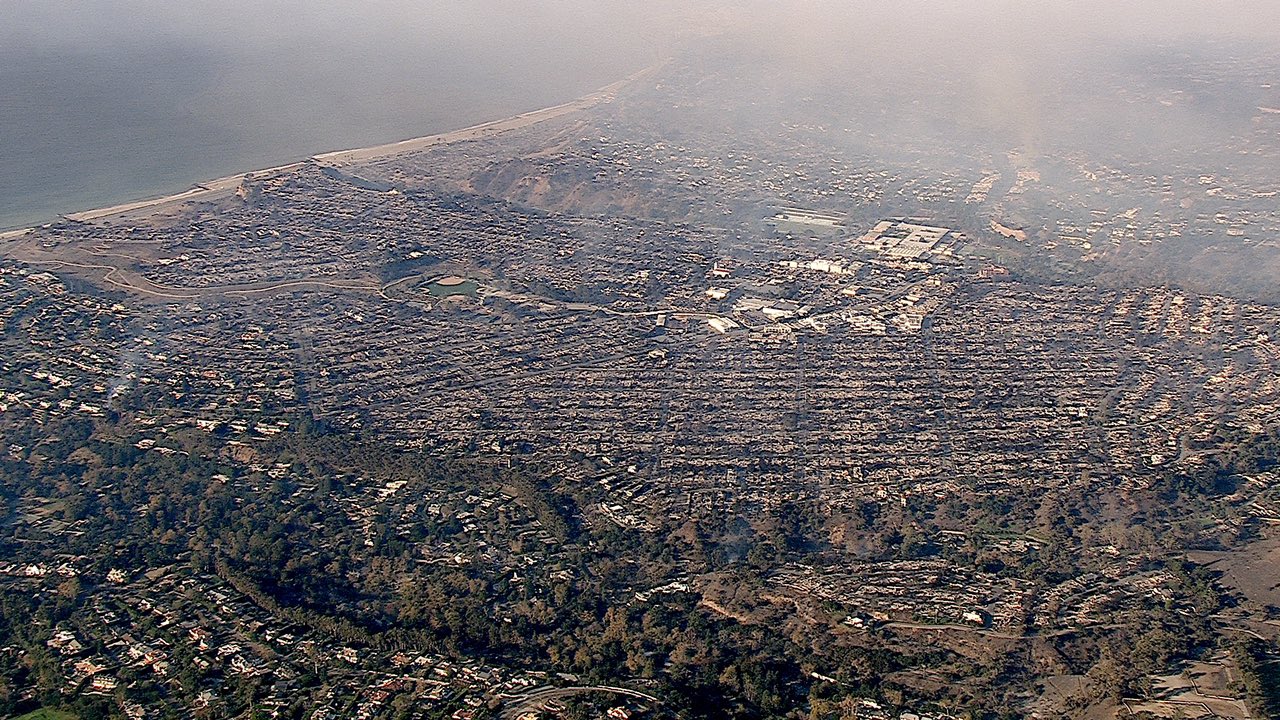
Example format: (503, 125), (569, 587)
(0, 62), (665, 301)
(312, 64), (655, 166)
(26, 62), (662, 230)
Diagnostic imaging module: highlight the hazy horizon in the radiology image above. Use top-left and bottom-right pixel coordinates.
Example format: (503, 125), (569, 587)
(3, 1), (1279, 228)
(1, 2), (682, 228)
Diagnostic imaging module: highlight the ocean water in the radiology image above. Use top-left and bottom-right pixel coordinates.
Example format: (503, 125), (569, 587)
(0, 8), (662, 229)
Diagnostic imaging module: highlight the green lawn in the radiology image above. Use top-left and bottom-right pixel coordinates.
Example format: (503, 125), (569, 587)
(12, 709), (78, 720)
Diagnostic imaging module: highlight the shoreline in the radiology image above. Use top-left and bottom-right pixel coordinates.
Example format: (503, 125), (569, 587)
(59, 164), (305, 224)
(2, 61), (661, 234)
(311, 67), (646, 166)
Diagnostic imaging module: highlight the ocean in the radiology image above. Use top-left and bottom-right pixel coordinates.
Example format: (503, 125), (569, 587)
(0, 9), (662, 230)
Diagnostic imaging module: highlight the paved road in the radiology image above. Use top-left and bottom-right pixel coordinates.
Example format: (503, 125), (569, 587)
(500, 685), (662, 719)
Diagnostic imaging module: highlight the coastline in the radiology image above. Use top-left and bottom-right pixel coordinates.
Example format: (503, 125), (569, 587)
(312, 65), (650, 166)
(60, 164), (304, 224)
(2, 62), (660, 236)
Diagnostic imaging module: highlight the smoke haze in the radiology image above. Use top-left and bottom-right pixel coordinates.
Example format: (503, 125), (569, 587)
(2, 1), (1278, 227)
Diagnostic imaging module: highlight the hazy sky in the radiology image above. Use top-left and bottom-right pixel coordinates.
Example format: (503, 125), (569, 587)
(5, 1), (1279, 114)
(3, 0), (1277, 227)
(7, 0), (1280, 51)
(3, 1), (685, 52)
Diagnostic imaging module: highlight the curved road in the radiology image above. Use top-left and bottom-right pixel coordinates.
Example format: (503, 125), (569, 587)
(500, 685), (662, 720)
